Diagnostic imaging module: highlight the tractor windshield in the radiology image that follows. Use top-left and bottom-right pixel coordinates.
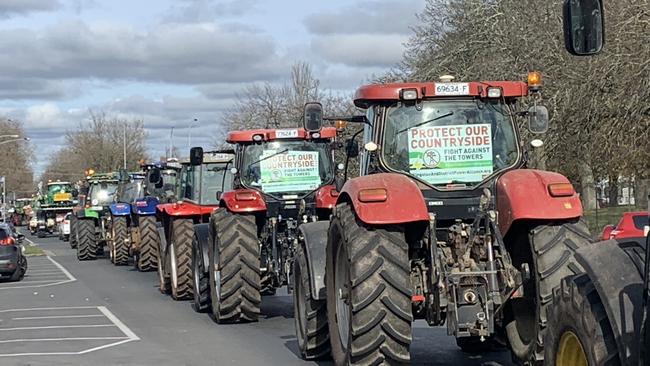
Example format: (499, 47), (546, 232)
(200, 163), (234, 205)
(382, 99), (519, 188)
(120, 178), (145, 203)
(241, 140), (333, 196)
(48, 184), (72, 194)
(88, 181), (118, 206)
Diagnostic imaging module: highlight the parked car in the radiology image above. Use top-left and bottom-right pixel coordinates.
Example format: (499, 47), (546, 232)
(58, 213), (71, 242)
(601, 211), (649, 240)
(0, 224), (27, 281)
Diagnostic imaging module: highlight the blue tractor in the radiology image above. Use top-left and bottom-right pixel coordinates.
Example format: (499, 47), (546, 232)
(108, 171), (160, 271)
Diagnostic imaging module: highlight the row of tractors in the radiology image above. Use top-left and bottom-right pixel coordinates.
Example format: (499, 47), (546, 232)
(66, 73), (640, 366)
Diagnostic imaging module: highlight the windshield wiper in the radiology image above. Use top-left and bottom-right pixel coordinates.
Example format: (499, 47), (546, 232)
(248, 149), (289, 167)
(396, 112), (454, 134)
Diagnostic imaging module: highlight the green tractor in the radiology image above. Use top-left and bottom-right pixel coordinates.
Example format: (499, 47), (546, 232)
(71, 172), (119, 261)
(10, 198), (33, 226)
(38, 181), (79, 237)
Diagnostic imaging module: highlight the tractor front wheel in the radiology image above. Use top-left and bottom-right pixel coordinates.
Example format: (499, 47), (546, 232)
(76, 219), (97, 261)
(170, 219), (193, 300)
(209, 212), (261, 323)
(505, 220), (591, 364)
(136, 216), (159, 272)
(112, 216), (129, 266)
(544, 273), (618, 366)
(326, 204), (412, 366)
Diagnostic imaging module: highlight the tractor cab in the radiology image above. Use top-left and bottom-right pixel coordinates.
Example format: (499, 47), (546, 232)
(184, 151), (235, 207)
(144, 160), (182, 203)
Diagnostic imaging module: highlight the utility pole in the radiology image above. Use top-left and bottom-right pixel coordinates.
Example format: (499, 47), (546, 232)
(188, 118), (198, 148)
(0, 176), (5, 221)
(169, 127), (175, 158)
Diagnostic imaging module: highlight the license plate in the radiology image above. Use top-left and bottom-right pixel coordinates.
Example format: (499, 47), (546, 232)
(275, 129), (299, 139)
(434, 83), (470, 96)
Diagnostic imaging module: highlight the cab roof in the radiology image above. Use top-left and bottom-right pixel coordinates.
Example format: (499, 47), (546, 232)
(227, 127), (337, 143)
(354, 81), (529, 108)
(203, 152), (235, 164)
(47, 181), (71, 185)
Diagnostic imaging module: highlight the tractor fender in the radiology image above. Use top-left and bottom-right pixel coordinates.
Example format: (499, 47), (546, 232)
(573, 238), (646, 366)
(109, 203), (131, 216)
(133, 197), (159, 216)
(156, 201), (215, 217)
(298, 221), (330, 300)
(337, 173), (429, 225)
(220, 189), (267, 213)
(496, 169), (583, 235)
(193, 223), (210, 273)
(315, 184), (338, 210)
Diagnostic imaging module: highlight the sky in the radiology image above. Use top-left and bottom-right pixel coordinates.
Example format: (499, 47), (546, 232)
(0, 0), (426, 175)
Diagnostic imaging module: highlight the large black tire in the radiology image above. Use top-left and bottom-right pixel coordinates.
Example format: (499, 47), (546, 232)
(76, 219), (98, 261)
(293, 242), (330, 360)
(9, 256), (27, 282)
(112, 216), (129, 266)
(192, 236), (210, 313)
(544, 273), (619, 366)
(209, 211), (261, 323)
(136, 216), (159, 272)
(505, 219), (591, 365)
(326, 204), (412, 366)
(170, 219), (193, 300)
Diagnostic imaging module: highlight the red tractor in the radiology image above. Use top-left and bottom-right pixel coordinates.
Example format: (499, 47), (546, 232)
(204, 103), (339, 324)
(155, 152), (235, 302)
(294, 76), (593, 364)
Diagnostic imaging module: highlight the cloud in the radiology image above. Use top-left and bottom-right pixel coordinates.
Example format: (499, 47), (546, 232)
(311, 34), (408, 68)
(0, 78), (78, 100)
(0, 0), (61, 18)
(163, 0), (259, 23)
(0, 20), (285, 98)
(304, 0), (424, 35)
(24, 103), (63, 129)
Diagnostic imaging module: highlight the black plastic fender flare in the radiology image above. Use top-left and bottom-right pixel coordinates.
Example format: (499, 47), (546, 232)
(573, 238), (646, 366)
(193, 223), (210, 273)
(298, 221), (330, 300)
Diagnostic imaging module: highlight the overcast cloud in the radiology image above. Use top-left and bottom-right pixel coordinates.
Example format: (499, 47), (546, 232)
(0, 0), (61, 18)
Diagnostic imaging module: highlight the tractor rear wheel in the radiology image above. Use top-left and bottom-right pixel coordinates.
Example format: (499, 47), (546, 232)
(170, 219), (193, 300)
(544, 273), (619, 366)
(192, 236), (210, 313)
(112, 216), (129, 266)
(293, 242), (330, 360)
(136, 216), (159, 272)
(209, 212), (261, 323)
(76, 219), (97, 261)
(505, 220), (591, 365)
(326, 204), (412, 366)
(69, 216), (78, 249)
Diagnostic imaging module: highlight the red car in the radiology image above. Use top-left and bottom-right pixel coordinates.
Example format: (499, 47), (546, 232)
(601, 211), (649, 240)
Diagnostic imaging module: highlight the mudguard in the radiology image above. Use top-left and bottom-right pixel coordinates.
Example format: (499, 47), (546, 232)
(220, 189), (267, 213)
(133, 196), (159, 216)
(299, 221), (330, 300)
(496, 169), (583, 235)
(77, 209), (99, 220)
(157, 201), (216, 217)
(109, 203), (131, 216)
(315, 185), (338, 210)
(193, 223), (210, 273)
(573, 238), (646, 366)
(337, 173), (429, 225)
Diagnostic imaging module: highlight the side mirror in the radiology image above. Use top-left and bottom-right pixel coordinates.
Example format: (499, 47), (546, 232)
(563, 0), (604, 56)
(528, 106), (549, 134)
(148, 169), (161, 184)
(190, 147), (204, 166)
(334, 175), (345, 192)
(215, 191), (222, 201)
(304, 102), (323, 132)
(346, 139), (359, 158)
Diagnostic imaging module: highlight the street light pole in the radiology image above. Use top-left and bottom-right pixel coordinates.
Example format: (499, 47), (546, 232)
(0, 137), (30, 146)
(188, 118), (198, 148)
(123, 123), (127, 170)
(0, 135), (19, 140)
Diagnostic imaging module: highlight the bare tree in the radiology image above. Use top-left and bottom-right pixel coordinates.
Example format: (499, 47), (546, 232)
(0, 118), (34, 198)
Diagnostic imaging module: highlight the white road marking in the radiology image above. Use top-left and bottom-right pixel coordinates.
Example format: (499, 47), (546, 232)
(12, 315), (105, 320)
(0, 324), (114, 331)
(0, 256), (76, 290)
(0, 337), (128, 344)
(0, 306), (140, 357)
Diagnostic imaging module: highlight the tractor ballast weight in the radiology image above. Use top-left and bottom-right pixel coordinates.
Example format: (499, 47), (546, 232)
(297, 77), (594, 365)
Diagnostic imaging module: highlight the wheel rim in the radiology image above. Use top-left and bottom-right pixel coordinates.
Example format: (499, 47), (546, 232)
(335, 242), (351, 350)
(556, 331), (587, 366)
(170, 241), (178, 289)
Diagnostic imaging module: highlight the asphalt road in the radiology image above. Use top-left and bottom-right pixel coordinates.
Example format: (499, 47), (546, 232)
(0, 231), (515, 366)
